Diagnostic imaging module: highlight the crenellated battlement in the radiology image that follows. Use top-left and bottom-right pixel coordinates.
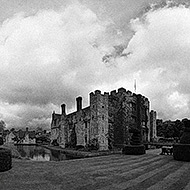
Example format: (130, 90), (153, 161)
(110, 87), (133, 97)
(90, 90), (109, 96)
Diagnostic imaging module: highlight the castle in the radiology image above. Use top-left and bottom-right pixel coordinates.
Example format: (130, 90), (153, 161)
(51, 88), (156, 150)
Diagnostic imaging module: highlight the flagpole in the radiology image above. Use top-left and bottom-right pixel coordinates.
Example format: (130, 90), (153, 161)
(134, 79), (136, 93)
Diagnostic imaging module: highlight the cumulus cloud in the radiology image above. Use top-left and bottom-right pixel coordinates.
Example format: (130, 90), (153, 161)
(125, 2), (190, 120)
(1, 1), (190, 128)
(0, 2), (128, 128)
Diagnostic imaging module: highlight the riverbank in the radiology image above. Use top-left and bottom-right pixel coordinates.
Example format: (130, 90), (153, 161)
(1, 143), (22, 159)
(41, 145), (122, 159)
(1, 143), (122, 160)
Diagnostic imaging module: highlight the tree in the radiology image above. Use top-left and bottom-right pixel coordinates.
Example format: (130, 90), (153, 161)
(0, 120), (6, 134)
(157, 119), (185, 139)
(173, 120), (184, 138)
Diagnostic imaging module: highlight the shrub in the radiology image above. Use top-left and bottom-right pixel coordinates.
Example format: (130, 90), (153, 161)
(0, 148), (12, 172)
(129, 128), (142, 145)
(173, 144), (190, 161)
(0, 136), (3, 145)
(122, 144), (145, 155)
(75, 145), (85, 150)
(180, 120), (190, 144)
(51, 139), (59, 146)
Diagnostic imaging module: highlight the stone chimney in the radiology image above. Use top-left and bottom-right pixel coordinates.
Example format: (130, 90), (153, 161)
(61, 104), (66, 115)
(76, 96), (82, 111)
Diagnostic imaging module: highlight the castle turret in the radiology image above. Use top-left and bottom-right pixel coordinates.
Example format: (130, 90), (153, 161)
(76, 97), (82, 111)
(61, 104), (66, 115)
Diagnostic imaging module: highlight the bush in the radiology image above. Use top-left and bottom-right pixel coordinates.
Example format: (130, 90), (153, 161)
(122, 144), (145, 155)
(75, 145), (85, 150)
(180, 120), (190, 144)
(173, 120), (190, 161)
(0, 148), (12, 172)
(86, 138), (99, 151)
(173, 144), (190, 161)
(51, 139), (59, 146)
(0, 137), (3, 145)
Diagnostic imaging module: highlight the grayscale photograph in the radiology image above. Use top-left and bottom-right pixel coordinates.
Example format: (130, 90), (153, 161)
(0, 0), (190, 189)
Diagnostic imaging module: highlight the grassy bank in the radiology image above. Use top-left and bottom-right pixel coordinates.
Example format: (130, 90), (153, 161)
(1, 143), (21, 159)
(0, 150), (189, 190)
(42, 145), (122, 159)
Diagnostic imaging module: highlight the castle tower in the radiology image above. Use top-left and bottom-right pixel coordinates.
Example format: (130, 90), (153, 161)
(59, 104), (69, 148)
(90, 90), (109, 150)
(150, 110), (157, 142)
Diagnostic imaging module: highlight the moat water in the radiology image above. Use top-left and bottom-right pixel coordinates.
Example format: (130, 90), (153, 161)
(15, 145), (68, 161)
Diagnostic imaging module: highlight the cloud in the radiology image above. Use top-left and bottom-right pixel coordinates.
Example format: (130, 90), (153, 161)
(1, 1), (190, 128)
(125, 2), (190, 120)
(0, 2), (127, 128)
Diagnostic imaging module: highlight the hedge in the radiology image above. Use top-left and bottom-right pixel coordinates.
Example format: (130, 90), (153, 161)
(122, 144), (146, 155)
(0, 148), (12, 172)
(0, 137), (3, 145)
(173, 144), (190, 162)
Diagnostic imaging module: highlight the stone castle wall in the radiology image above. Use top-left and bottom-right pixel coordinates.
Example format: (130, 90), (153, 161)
(51, 87), (150, 150)
(150, 110), (157, 141)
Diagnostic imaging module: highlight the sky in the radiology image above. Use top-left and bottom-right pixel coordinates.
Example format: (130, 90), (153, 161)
(0, 0), (190, 129)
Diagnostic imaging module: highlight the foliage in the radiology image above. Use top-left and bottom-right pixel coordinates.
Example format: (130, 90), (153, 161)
(157, 119), (185, 138)
(0, 148), (12, 172)
(180, 120), (190, 144)
(0, 137), (3, 145)
(51, 139), (59, 146)
(173, 144), (190, 161)
(10, 128), (15, 132)
(86, 138), (99, 151)
(129, 128), (142, 145)
(173, 120), (190, 161)
(36, 135), (50, 144)
(12, 136), (20, 144)
(0, 120), (6, 133)
(122, 144), (145, 155)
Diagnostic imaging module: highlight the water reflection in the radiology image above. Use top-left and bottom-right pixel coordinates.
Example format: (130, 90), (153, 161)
(16, 145), (68, 161)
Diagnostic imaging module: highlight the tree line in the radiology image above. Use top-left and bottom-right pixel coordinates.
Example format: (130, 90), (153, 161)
(156, 118), (188, 139)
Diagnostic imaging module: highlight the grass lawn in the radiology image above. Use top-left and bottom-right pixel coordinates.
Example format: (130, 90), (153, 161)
(0, 149), (190, 190)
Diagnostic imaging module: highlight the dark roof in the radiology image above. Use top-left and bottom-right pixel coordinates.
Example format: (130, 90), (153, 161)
(67, 106), (90, 117)
(17, 129), (36, 139)
(54, 114), (61, 119)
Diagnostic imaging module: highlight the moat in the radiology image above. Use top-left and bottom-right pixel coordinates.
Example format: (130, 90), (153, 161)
(15, 145), (68, 161)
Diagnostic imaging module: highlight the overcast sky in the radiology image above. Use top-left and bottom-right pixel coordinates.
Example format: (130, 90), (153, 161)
(0, 0), (190, 129)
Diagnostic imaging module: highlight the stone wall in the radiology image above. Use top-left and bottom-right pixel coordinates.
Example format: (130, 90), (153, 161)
(51, 112), (61, 143)
(66, 107), (91, 147)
